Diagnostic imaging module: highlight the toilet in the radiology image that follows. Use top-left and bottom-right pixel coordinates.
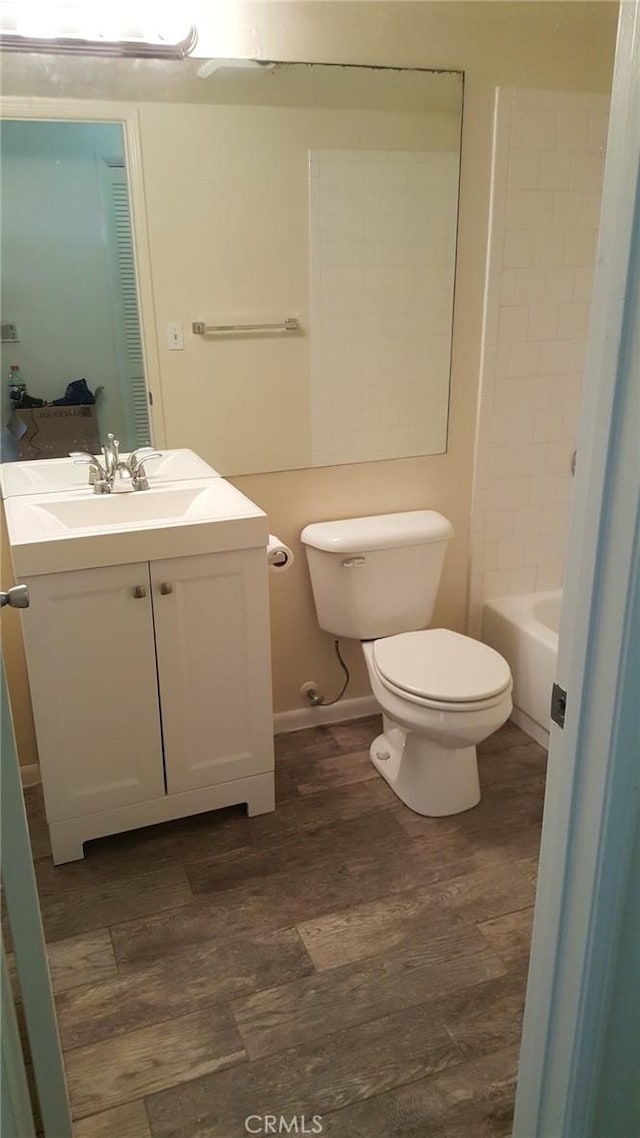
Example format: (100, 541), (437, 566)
(301, 510), (513, 816)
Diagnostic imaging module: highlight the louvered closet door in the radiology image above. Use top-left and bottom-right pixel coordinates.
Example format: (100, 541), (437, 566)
(102, 160), (151, 448)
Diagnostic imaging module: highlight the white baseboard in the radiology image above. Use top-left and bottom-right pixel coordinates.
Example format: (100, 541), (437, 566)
(273, 694), (378, 735)
(20, 763), (41, 788)
(511, 706), (550, 750)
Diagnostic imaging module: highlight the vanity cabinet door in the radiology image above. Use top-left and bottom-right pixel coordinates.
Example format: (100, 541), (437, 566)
(21, 563), (165, 821)
(150, 549), (274, 794)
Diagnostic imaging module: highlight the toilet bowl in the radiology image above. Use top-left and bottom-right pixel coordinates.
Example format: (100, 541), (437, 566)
(300, 510), (513, 817)
(362, 630), (512, 815)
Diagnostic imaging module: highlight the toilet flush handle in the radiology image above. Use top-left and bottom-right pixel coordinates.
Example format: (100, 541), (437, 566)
(341, 557), (366, 568)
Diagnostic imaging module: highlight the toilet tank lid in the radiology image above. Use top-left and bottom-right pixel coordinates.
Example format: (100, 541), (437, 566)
(301, 511), (454, 554)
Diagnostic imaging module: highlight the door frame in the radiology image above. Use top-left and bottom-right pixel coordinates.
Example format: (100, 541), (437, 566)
(513, 1), (640, 1134)
(1, 660), (73, 1136)
(0, 96), (167, 449)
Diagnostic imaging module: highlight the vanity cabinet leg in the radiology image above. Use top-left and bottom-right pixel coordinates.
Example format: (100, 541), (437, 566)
(49, 821), (86, 865)
(246, 773), (276, 817)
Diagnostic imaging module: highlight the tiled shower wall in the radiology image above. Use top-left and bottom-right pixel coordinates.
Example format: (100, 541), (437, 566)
(309, 148), (458, 466)
(468, 87), (609, 635)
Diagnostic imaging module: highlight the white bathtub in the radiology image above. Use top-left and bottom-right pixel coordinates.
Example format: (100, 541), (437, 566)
(482, 590), (561, 747)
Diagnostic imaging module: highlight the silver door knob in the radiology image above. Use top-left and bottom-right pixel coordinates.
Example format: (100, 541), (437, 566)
(132, 585), (147, 599)
(0, 584), (30, 609)
(160, 583), (173, 595)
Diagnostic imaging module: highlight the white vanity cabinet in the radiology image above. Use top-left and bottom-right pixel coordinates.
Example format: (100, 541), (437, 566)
(150, 550), (273, 795)
(20, 548), (275, 864)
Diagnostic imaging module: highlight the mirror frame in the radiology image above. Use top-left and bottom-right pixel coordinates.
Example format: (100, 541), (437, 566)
(0, 95), (167, 449)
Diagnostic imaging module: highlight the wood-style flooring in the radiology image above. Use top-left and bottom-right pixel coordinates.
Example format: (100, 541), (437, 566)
(20, 716), (547, 1137)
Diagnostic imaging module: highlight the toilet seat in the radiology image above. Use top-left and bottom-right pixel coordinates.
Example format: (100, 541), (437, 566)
(372, 629), (512, 710)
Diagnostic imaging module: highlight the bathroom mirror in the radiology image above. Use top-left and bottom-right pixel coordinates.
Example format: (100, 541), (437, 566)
(0, 55), (463, 474)
(0, 118), (152, 458)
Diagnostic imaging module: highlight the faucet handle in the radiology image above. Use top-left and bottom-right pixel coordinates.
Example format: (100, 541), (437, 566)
(133, 452), (162, 490)
(128, 446), (157, 471)
(70, 452), (106, 486)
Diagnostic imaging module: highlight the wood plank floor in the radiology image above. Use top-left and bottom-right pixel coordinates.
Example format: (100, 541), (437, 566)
(21, 716), (546, 1137)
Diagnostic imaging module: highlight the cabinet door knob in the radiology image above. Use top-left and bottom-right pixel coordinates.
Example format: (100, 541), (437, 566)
(160, 582), (174, 595)
(0, 584), (30, 609)
(132, 585), (147, 599)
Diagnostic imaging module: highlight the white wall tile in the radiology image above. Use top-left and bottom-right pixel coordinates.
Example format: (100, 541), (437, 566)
(570, 151), (605, 191)
(488, 446), (521, 482)
(309, 148), (457, 465)
(517, 442), (548, 477)
(545, 441), (574, 475)
(485, 508), (516, 539)
(483, 571), (511, 599)
(539, 150), (573, 190)
(486, 478), (531, 512)
(542, 502), (571, 536)
(508, 149), (541, 189)
(511, 108), (558, 150)
(534, 230), (565, 268)
(513, 266), (548, 304)
(556, 110), (589, 151)
(509, 567), (537, 594)
(544, 266), (577, 304)
(528, 304), (559, 341)
(498, 305), (530, 343)
(581, 191), (603, 229)
(586, 111), (610, 153)
(552, 191), (586, 230)
(488, 411), (507, 447)
(536, 562), (565, 591)
(470, 85), (608, 623)
(497, 538), (528, 571)
(513, 504), (544, 539)
(573, 264), (598, 303)
(502, 340), (542, 379)
(539, 338), (581, 376)
(503, 229), (535, 268)
(557, 302), (591, 340)
(563, 229), (597, 267)
(503, 409), (536, 445)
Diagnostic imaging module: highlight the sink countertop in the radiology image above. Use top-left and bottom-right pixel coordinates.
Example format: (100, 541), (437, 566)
(5, 477), (267, 577)
(0, 449), (220, 499)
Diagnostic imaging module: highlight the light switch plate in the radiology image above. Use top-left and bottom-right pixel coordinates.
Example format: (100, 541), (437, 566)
(166, 322), (184, 351)
(1, 321), (19, 343)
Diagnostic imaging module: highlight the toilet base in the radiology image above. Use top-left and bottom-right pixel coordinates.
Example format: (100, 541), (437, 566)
(370, 718), (481, 816)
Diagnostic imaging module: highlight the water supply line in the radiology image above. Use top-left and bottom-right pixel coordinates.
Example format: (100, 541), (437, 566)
(305, 641), (350, 706)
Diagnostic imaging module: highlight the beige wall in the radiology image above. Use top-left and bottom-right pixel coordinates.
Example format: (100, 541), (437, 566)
(0, 2), (617, 761)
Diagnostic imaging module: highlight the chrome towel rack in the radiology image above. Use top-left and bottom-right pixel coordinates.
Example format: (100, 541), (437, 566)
(192, 317), (300, 336)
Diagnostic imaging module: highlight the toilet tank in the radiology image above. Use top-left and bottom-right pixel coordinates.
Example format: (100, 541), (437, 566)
(301, 511), (454, 640)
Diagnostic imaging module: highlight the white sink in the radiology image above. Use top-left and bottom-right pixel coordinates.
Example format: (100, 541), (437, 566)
(0, 449), (220, 498)
(34, 484), (223, 531)
(5, 478), (267, 576)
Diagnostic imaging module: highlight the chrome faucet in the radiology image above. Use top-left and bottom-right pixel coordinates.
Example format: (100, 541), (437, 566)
(70, 436), (161, 494)
(69, 452), (106, 489)
(102, 433), (120, 480)
(127, 447), (162, 490)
